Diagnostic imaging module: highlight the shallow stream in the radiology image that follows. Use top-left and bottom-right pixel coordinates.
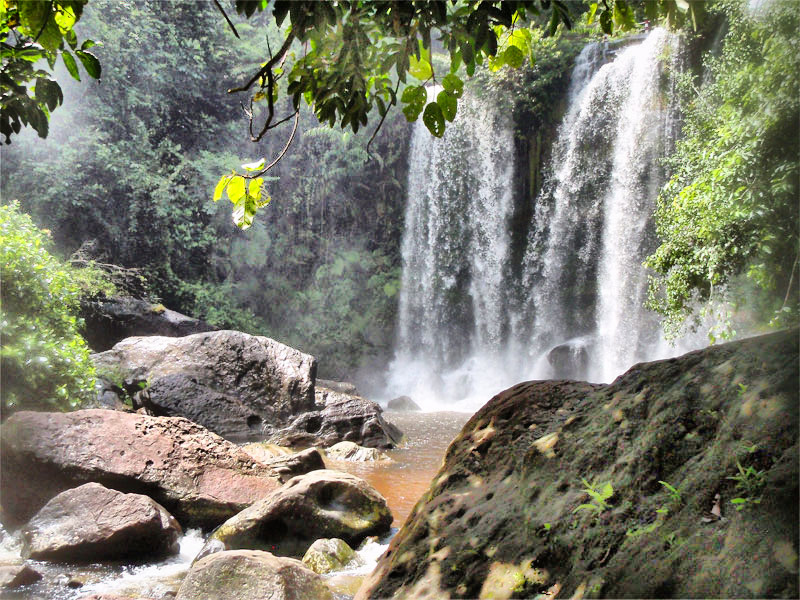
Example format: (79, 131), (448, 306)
(0, 411), (470, 600)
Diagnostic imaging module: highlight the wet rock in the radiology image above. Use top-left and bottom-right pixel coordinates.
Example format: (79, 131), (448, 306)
(358, 329), (799, 600)
(264, 448), (326, 482)
(302, 538), (361, 574)
(318, 379), (360, 396)
(201, 470), (392, 559)
(0, 409), (281, 528)
(91, 330), (317, 443)
(325, 441), (391, 462)
(241, 442), (292, 463)
(0, 564), (42, 588)
(386, 396), (421, 412)
(81, 296), (215, 352)
(546, 338), (592, 380)
(176, 550), (332, 600)
(22, 483), (181, 562)
(270, 388), (403, 449)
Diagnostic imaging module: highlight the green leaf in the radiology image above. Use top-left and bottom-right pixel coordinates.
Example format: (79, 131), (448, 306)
(599, 9), (612, 35)
(408, 55), (432, 80)
(232, 196), (257, 230)
(436, 90), (457, 122)
(442, 73), (464, 99)
(422, 102), (445, 137)
(213, 175), (233, 202)
(75, 50), (101, 79)
(401, 85), (427, 122)
(62, 50), (80, 81)
(587, 2), (598, 24)
(226, 176), (246, 203)
(600, 482), (613, 499)
(248, 177), (264, 200)
(35, 78), (63, 112)
(573, 503), (600, 513)
(502, 45), (525, 69)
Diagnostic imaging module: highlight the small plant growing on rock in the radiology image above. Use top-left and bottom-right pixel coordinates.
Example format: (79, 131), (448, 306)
(727, 460), (766, 510)
(573, 478), (613, 514)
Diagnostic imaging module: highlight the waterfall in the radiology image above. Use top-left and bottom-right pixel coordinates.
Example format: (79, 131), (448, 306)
(387, 92), (517, 410)
(387, 29), (705, 410)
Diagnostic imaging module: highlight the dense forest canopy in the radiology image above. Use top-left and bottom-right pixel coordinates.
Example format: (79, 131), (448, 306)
(0, 0), (797, 408)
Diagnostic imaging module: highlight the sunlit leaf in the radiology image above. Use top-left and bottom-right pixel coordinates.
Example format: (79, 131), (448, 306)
(226, 176), (246, 203)
(242, 158), (266, 171)
(408, 55), (432, 80)
(213, 175), (233, 202)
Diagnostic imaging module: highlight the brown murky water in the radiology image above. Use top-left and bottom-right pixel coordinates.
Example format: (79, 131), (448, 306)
(325, 411), (471, 527)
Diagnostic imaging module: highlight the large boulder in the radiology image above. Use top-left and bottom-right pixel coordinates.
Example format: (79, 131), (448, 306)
(22, 483), (181, 562)
(81, 296), (216, 352)
(358, 329), (799, 599)
(201, 470), (392, 559)
(91, 330), (317, 442)
(270, 388), (403, 449)
(176, 550), (332, 600)
(0, 409), (281, 528)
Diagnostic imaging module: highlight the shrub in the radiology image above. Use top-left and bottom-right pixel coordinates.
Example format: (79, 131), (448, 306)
(0, 202), (112, 414)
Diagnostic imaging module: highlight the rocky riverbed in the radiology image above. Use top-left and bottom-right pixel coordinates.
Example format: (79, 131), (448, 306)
(1, 314), (796, 599)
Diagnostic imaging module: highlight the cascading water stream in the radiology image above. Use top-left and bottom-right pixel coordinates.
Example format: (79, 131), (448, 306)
(387, 29), (706, 410)
(387, 91), (517, 410)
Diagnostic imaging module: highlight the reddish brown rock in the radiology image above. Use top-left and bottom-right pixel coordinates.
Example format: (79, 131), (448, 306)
(22, 483), (181, 562)
(1, 409), (281, 528)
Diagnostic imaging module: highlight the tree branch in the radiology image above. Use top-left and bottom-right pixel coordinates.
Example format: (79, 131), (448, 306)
(228, 33), (295, 94)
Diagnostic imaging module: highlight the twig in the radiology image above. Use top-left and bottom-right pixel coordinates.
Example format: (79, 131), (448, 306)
(242, 110), (300, 179)
(212, 0), (240, 39)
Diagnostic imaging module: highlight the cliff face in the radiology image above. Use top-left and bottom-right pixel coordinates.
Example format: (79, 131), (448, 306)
(358, 329), (799, 599)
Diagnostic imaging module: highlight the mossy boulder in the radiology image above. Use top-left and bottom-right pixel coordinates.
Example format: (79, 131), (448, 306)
(176, 550), (332, 600)
(302, 538), (361, 574)
(357, 329), (799, 599)
(200, 470), (392, 560)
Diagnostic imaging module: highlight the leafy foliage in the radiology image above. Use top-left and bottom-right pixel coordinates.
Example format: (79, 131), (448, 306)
(0, 0), (99, 143)
(216, 0), (707, 226)
(0, 201), (112, 414)
(646, 0), (799, 339)
(573, 477), (614, 513)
